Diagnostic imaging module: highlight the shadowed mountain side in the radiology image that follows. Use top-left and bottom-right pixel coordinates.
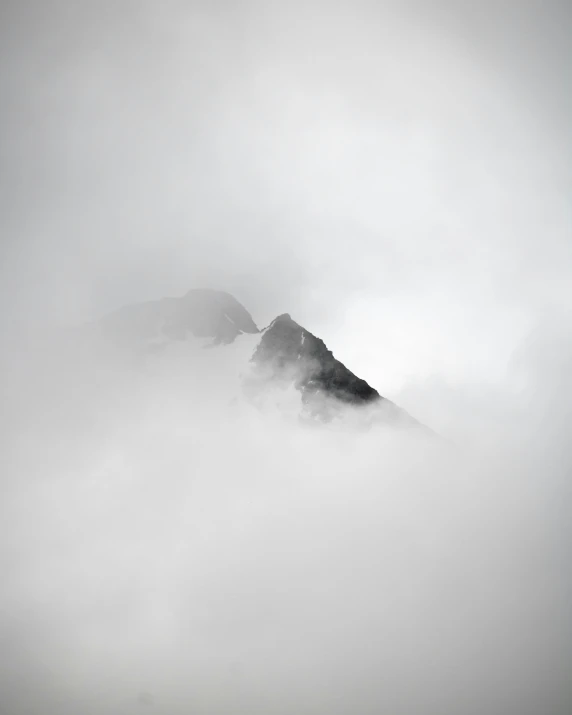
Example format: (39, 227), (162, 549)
(252, 313), (423, 429)
(253, 314), (379, 404)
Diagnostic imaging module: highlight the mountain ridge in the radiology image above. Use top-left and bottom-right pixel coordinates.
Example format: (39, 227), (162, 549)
(88, 288), (422, 430)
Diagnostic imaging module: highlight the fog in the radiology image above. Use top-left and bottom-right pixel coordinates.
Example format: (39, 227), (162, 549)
(0, 323), (568, 715)
(1, 1), (571, 713)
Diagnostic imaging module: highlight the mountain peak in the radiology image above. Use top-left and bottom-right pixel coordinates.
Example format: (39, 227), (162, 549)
(254, 311), (381, 408)
(88, 288), (423, 429)
(271, 313), (293, 323)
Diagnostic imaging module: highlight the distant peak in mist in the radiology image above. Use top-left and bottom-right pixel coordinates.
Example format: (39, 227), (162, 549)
(95, 287), (259, 346)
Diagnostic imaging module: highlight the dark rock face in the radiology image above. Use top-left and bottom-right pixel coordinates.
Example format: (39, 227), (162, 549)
(253, 314), (381, 406)
(96, 289), (259, 346)
(252, 313), (425, 429)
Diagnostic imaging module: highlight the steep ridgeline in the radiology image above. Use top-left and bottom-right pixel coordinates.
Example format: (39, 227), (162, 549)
(253, 314), (379, 404)
(252, 313), (421, 427)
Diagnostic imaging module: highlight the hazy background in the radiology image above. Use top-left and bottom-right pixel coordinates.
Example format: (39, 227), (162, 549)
(1, 1), (571, 713)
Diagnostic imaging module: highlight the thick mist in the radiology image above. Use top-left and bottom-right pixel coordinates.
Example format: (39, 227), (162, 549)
(1, 1), (571, 713)
(1, 325), (571, 715)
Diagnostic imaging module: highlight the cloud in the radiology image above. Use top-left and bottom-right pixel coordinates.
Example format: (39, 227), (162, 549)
(0, 321), (571, 714)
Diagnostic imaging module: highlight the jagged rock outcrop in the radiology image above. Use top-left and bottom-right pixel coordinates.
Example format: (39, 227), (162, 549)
(251, 313), (422, 427)
(253, 313), (379, 405)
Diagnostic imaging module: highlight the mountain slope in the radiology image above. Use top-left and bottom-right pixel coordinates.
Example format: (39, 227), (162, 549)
(254, 313), (380, 404)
